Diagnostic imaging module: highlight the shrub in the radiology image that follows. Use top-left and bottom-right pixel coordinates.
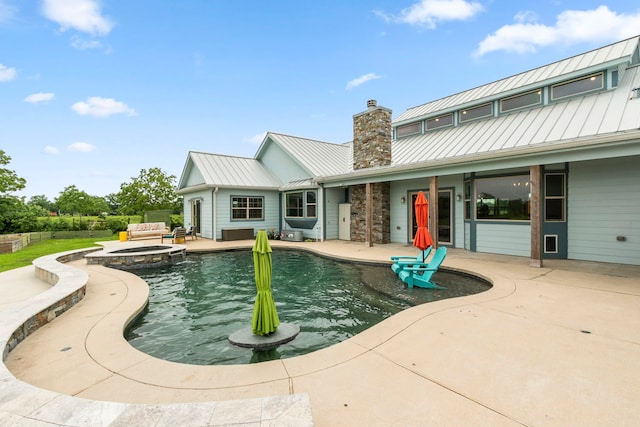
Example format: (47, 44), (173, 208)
(106, 217), (128, 234)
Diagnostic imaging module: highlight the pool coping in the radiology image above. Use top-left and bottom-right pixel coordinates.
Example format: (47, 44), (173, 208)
(0, 246), (314, 426)
(1, 242), (502, 426)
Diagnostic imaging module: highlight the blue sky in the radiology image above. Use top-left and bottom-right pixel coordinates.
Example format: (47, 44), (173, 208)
(2, 0), (639, 201)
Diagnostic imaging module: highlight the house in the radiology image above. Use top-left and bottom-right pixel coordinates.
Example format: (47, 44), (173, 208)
(178, 35), (640, 266)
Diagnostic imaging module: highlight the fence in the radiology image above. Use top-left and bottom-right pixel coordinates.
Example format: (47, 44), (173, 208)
(0, 231), (114, 254)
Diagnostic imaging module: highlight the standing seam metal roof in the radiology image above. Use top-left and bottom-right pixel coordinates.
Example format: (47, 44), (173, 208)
(391, 64), (640, 167)
(187, 151), (281, 189)
(262, 132), (352, 177)
(394, 36), (639, 124)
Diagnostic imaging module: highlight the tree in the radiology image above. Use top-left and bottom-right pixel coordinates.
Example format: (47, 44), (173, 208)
(0, 150), (26, 195)
(28, 194), (56, 213)
(104, 193), (120, 214)
(55, 185), (92, 215)
(89, 195), (110, 216)
(117, 167), (182, 215)
(0, 150), (32, 233)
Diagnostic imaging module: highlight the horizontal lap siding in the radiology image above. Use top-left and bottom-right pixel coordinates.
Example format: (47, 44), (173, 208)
(476, 223), (530, 257)
(569, 157), (640, 265)
(215, 189), (280, 240)
(184, 190), (212, 239)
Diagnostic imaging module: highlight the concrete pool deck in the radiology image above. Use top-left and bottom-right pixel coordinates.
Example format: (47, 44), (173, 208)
(2, 238), (640, 426)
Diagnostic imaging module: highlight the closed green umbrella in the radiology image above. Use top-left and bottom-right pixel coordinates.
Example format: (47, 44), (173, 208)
(251, 230), (280, 335)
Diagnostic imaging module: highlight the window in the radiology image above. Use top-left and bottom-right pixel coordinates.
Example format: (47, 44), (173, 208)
(397, 122), (421, 137)
(545, 174), (565, 221)
(426, 113), (453, 130)
(500, 90), (542, 113)
(306, 191), (317, 217)
(285, 190), (317, 218)
(231, 196), (263, 220)
(464, 181), (471, 220)
(476, 175), (530, 221)
(459, 102), (493, 122)
(551, 72), (603, 100)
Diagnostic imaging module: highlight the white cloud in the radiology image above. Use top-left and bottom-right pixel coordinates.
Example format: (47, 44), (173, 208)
(70, 35), (103, 50)
(44, 145), (60, 154)
(67, 142), (96, 152)
(71, 96), (136, 117)
(346, 73), (382, 91)
(42, 0), (114, 36)
(0, 64), (16, 82)
(24, 92), (55, 103)
(0, 0), (18, 23)
(246, 132), (267, 145)
(376, 0), (483, 28)
(475, 6), (640, 57)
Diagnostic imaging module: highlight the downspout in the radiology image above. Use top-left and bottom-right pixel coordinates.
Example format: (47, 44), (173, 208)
(213, 187), (219, 242)
(320, 184), (325, 242)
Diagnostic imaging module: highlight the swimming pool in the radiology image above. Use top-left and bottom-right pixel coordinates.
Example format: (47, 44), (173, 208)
(125, 249), (490, 365)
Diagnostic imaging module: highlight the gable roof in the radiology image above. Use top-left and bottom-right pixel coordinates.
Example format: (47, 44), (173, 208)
(394, 36), (639, 125)
(256, 132), (352, 177)
(178, 151), (281, 191)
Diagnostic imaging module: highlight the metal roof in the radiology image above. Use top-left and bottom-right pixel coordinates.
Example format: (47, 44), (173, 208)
(259, 132), (352, 177)
(394, 36), (639, 124)
(391, 64), (640, 167)
(185, 151), (281, 189)
(182, 37), (640, 189)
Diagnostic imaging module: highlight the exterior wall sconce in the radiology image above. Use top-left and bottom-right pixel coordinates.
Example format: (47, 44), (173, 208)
(400, 196), (406, 204)
(456, 193), (462, 202)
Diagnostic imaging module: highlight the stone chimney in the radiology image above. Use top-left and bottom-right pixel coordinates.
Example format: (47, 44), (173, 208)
(352, 100), (392, 170)
(349, 100), (392, 244)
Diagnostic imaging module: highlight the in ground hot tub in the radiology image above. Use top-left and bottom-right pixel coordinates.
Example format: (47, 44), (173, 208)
(85, 244), (186, 270)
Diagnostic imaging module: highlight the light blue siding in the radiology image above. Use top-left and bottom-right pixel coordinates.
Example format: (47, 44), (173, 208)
(259, 141), (310, 184)
(183, 189), (213, 239)
(184, 163), (205, 186)
(476, 223), (530, 257)
(568, 156), (640, 265)
(390, 175), (464, 246)
(390, 179), (422, 243)
(464, 222), (471, 250)
(214, 188), (280, 240)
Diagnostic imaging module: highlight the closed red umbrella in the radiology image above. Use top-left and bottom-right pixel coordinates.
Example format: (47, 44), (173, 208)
(413, 191), (433, 261)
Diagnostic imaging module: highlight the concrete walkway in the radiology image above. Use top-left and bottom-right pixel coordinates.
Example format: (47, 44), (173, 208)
(2, 238), (640, 426)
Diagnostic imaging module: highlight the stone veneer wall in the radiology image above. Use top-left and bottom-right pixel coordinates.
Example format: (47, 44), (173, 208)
(349, 100), (392, 244)
(352, 100), (392, 170)
(350, 182), (391, 244)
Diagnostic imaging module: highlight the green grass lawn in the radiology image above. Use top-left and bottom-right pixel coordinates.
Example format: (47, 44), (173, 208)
(0, 236), (118, 273)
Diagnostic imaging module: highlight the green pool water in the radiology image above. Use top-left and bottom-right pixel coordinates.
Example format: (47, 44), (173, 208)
(125, 249), (490, 365)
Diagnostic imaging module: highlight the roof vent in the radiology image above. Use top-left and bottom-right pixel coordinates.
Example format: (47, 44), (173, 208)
(367, 99), (377, 108)
(631, 87), (640, 99)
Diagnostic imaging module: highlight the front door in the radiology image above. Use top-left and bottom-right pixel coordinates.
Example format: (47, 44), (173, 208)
(542, 172), (567, 259)
(408, 190), (452, 245)
(191, 199), (201, 236)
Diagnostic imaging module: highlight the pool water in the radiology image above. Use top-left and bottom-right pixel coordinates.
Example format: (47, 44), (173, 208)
(125, 250), (490, 365)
